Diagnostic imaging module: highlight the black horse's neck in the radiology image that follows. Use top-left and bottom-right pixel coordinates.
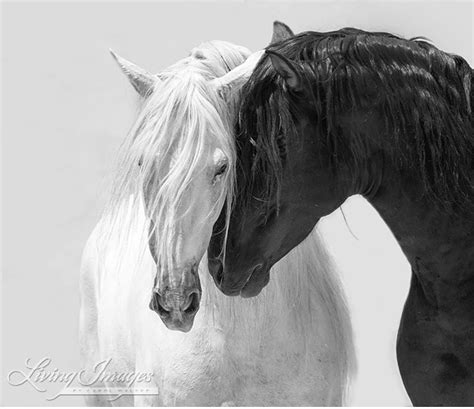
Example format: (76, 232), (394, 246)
(241, 28), (474, 404)
(358, 157), (474, 405)
(362, 164), (474, 310)
(331, 101), (474, 307)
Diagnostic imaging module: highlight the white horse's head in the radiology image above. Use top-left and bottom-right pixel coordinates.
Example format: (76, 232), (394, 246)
(110, 23), (293, 332)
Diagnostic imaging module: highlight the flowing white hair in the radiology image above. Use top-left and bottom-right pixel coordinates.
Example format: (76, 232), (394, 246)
(104, 41), (250, 274)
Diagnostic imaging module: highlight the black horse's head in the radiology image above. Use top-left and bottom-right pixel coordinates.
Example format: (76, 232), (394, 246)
(208, 33), (356, 297)
(208, 28), (474, 297)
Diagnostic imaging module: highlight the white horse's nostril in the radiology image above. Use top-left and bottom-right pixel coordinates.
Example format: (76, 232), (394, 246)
(150, 291), (171, 315)
(151, 288), (200, 318)
(183, 291), (200, 314)
(182, 293), (194, 311)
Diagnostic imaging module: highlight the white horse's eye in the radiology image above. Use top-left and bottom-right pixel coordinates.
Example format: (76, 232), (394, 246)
(215, 163), (228, 177)
(212, 162), (228, 184)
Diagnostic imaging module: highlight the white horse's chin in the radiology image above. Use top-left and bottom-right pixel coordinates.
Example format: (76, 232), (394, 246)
(163, 320), (194, 333)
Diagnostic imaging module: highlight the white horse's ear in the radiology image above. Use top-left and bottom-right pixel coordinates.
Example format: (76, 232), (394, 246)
(109, 49), (159, 97)
(271, 21), (294, 44)
(211, 50), (265, 102)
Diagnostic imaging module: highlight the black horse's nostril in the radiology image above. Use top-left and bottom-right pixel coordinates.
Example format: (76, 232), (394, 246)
(208, 258), (224, 287)
(215, 263), (224, 286)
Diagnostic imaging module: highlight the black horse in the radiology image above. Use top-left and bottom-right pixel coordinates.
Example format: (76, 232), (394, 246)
(208, 28), (474, 405)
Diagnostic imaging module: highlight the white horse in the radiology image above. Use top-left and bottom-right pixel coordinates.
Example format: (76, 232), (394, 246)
(80, 26), (354, 406)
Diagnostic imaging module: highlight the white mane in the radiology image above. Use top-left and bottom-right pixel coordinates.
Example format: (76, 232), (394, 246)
(103, 41), (249, 275)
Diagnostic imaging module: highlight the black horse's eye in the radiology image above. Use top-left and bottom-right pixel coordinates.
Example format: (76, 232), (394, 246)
(256, 204), (279, 227)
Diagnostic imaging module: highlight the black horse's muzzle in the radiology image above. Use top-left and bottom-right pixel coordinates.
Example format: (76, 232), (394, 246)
(208, 258), (270, 298)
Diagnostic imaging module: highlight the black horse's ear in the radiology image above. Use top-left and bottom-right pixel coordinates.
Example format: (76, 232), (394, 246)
(266, 50), (302, 91)
(270, 21), (294, 44)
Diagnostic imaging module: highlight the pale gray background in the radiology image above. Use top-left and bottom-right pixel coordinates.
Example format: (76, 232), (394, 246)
(1, 0), (472, 406)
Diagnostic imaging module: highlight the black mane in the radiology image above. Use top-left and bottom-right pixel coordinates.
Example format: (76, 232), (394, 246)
(238, 28), (473, 214)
